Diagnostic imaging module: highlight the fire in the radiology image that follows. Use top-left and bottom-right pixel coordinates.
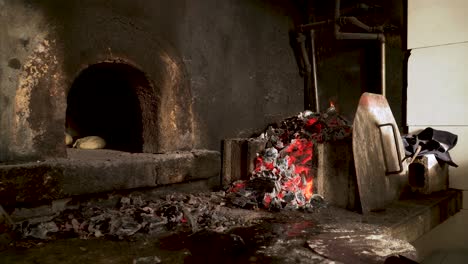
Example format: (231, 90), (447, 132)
(306, 117), (318, 127)
(304, 178), (313, 200)
(227, 181), (246, 193)
(328, 100), (339, 114)
(254, 156), (276, 172)
(283, 138), (314, 203)
(286, 139), (313, 166)
(227, 108), (351, 210)
(249, 137), (315, 209)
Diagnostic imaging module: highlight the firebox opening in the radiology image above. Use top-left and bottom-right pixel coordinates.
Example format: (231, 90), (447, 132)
(66, 62), (150, 153)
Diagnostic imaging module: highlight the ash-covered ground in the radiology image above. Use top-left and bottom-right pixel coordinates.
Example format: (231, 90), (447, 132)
(1, 188), (416, 264)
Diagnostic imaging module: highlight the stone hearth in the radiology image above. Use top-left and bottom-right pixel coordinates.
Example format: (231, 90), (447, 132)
(0, 149), (220, 208)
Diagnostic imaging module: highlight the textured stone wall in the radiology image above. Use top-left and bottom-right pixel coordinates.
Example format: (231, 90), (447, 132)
(0, 1), (66, 161)
(0, 0), (404, 162)
(0, 0), (304, 161)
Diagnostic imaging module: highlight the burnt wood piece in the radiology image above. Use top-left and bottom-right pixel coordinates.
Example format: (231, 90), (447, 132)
(222, 138), (266, 188)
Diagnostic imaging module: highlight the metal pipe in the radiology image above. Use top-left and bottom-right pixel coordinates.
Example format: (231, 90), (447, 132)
(380, 40), (386, 97)
(334, 0), (386, 96)
(298, 34), (311, 73)
(297, 33), (312, 110)
(334, 0), (341, 37)
(310, 30), (319, 112)
(342, 16), (373, 32)
(340, 16), (383, 33)
(300, 19), (333, 32)
(335, 32), (384, 41)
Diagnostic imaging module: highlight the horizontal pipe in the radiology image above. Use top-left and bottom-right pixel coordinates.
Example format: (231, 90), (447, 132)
(300, 19), (333, 31)
(333, 0), (385, 43)
(339, 17), (383, 32)
(334, 0), (386, 96)
(335, 32), (385, 42)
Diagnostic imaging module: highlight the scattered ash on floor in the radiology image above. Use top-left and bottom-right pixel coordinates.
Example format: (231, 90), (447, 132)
(2, 191), (417, 264)
(11, 191), (270, 243)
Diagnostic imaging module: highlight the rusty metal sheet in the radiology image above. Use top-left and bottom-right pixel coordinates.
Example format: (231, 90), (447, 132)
(353, 93), (408, 213)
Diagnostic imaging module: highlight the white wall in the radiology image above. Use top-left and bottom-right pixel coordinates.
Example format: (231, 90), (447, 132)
(408, 0), (468, 49)
(407, 0), (468, 260)
(407, 45), (468, 126)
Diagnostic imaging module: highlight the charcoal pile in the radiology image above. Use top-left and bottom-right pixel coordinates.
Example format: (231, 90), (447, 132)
(15, 192), (254, 240)
(227, 106), (351, 210)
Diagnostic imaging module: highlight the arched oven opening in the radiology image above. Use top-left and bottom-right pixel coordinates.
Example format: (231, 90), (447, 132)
(65, 62), (151, 153)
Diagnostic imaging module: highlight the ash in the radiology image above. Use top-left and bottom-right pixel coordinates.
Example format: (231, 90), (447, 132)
(227, 107), (351, 210)
(14, 192), (264, 241)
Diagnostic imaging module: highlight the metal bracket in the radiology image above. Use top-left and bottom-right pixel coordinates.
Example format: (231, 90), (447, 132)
(377, 123), (403, 175)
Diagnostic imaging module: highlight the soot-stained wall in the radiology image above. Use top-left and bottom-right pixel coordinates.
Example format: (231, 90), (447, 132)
(0, 0), (304, 161)
(301, 0), (405, 126)
(0, 0), (405, 162)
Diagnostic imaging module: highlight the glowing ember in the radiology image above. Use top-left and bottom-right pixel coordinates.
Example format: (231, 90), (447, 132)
(227, 107), (351, 210)
(304, 178), (313, 200)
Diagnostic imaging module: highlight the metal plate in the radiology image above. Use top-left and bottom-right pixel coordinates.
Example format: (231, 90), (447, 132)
(352, 93), (408, 213)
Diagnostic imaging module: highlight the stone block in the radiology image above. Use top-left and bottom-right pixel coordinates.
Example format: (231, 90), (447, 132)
(408, 154), (449, 194)
(316, 139), (359, 211)
(0, 149), (221, 207)
(0, 205), (13, 250)
(222, 138), (266, 187)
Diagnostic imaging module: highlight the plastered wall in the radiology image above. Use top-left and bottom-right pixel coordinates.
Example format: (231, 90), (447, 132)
(407, 0), (468, 260)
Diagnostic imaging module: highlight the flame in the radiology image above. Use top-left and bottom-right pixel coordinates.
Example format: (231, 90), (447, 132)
(229, 107), (353, 209)
(284, 176), (302, 192)
(304, 178), (313, 200)
(284, 139), (314, 201)
(328, 100), (339, 114)
(249, 119), (319, 209)
(286, 139), (313, 167)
